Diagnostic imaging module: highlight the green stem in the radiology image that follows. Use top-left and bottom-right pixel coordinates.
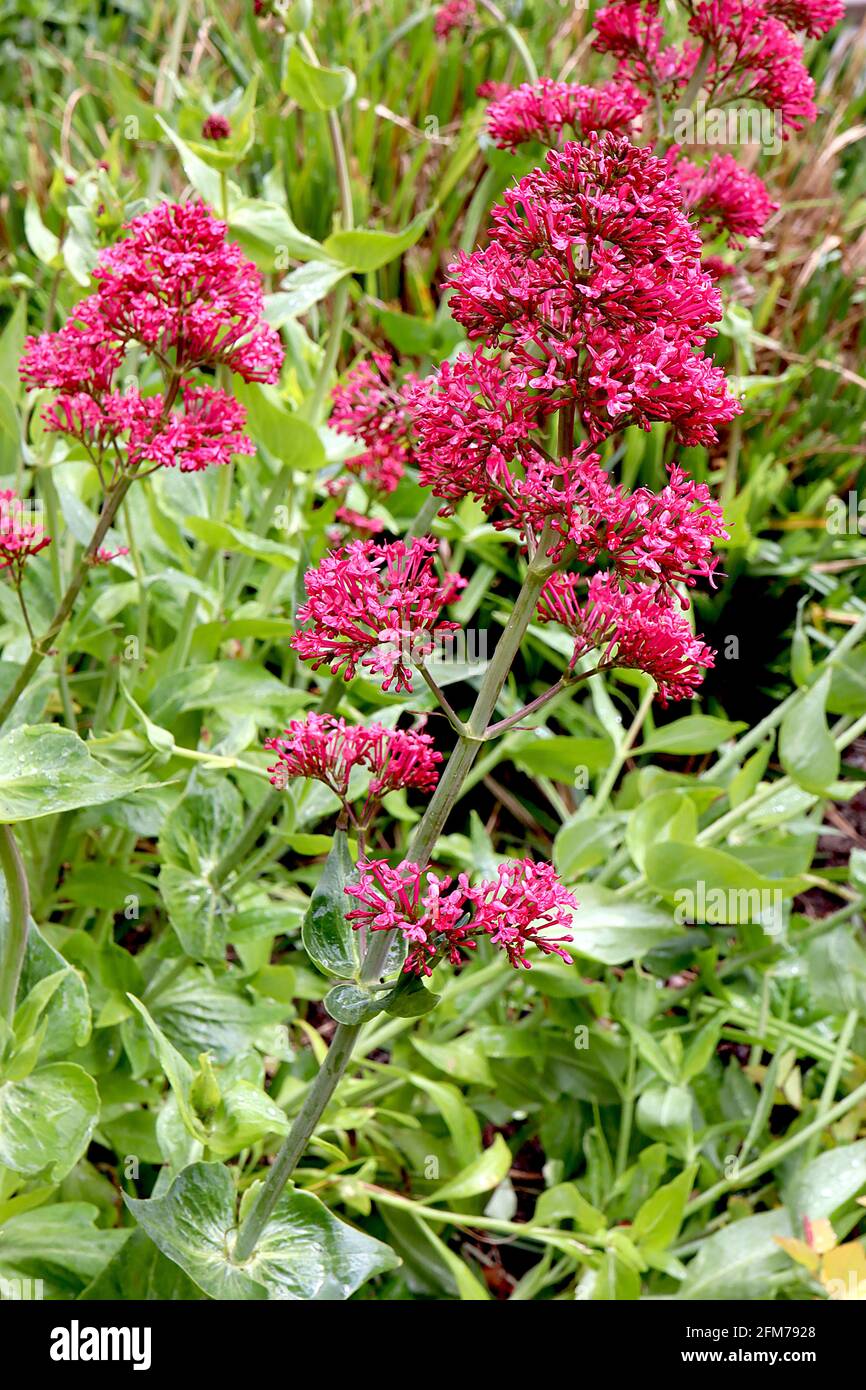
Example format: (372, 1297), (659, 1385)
(685, 1078), (866, 1217)
(0, 474), (136, 729)
(0, 824), (30, 1022)
(476, 0), (537, 81)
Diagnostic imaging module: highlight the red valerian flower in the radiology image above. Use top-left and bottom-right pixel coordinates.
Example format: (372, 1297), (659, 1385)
(433, 137), (740, 457)
(20, 295), (122, 395)
(92, 202), (284, 382)
(265, 714), (441, 808)
(344, 857), (577, 975)
(688, 0), (818, 133)
(330, 354), (420, 494)
(539, 571), (716, 703)
(0, 491), (52, 577)
(434, 0), (476, 40)
(291, 537), (461, 693)
(670, 152), (778, 244)
(765, 0), (844, 35)
(333, 507), (385, 535)
(88, 546), (130, 565)
(485, 77), (647, 151)
(43, 385), (255, 473)
(593, 3), (701, 96)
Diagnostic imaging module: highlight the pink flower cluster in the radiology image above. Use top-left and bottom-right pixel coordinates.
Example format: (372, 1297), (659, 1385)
(330, 354), (420, 495)
(345, 857), (577, 974)
(0, 491), (51, 579)
(411, 135), (739, 545)
(202, 113), (231, 140)
(668, 152), (779, 245)
(434, 0), (476, 40)
(20, 203), (283, 476)
(265, 713), (441, 821)
(486, 77), (647, 151)
(591, 0), (842, 138)
(265, 711), (439, 800)
(291, 537), (461, 693)
(539, 572), (716, 704)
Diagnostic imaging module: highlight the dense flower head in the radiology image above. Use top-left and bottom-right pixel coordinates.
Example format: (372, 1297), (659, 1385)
(20, 295), (122, 395)
(593, 3), (701, 94)
(344, 856), (577, 975)
(539, 571), (716, 703)
(20, 202), (282, 480)
(669, 152), (778, 244)
(291, 537), (461, 693)
(202, 113), (231, 140)
(0, 490), (52, 577)
(92, 203), (283, 382)
(436, 136), (739, 455)
(330, 354), (420, 494)
(485, 77), (647, 151)
(688, 1), (818, 133)
(266, 714), (440, 798)
(765, 0), (844, 35)
(434, 0), (476, 39)
(332, 507), (385, 536)
(43, 384), (254, 472)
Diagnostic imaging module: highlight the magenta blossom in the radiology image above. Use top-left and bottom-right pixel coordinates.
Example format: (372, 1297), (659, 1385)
(330, 354), (420, 495)
(485, 77), (647, 151)
(201, 113), (231, 140)
(670, 152), (778, 245)
(92, 203), (283, 382)
(0, 491), (51, 578)
(539, 572), (716, 704)
(345, 857), (577, 975)
(291, 538), (461, 693)
(434, 0), (476, 40)
(265, 714), (441, 823)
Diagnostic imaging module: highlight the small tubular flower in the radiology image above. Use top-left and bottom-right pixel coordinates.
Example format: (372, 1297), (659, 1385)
(434, 0), (477, 39)
(0, 491), (51, 577)
(485, 77), (647, 151)
(344, 857), (577, 975)
(291, 537), (461, 693)
(330, 354), (420, 495)
(92, 202), (284, 382)
(265, 715), (441, 815)
(539, 572), (716, 703)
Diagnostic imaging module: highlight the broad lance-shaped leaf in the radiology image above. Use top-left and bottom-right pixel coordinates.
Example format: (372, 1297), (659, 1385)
(0, 1202), (128, 1299)
(125, 1162), (400, 1300)
(0, 1063), (99, 1180)
(302, 830), (359, 979)
(779, 668), (840, 794)
(0, 724), (155, 822)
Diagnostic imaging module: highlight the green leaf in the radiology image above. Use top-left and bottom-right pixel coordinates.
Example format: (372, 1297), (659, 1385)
(80, 1228), (207, 1301)
(509, 733), (613, 779)
(779, 669), (840, 794)
(231, 380), (326, 470)
(631, 1167), (696, 1252)
(125, 1162), (398, 1300)
(159, 865), (227, 962)
(431, 1134), (512, 1204)
(567, 886), (680, 965)
(0, 1064), (99, 1180)
(645, 842), (804, 917)
(323, 981), (384, 1025)
(677, 1209), (791, 1299)
(267, 261), (348, 323)
(322, 211), (433, 273)
(637, 716), (747, 756)
(784, 1141), (866, 1226)
(301, 831), (359, 979)
(0, 725), (155, 822)
(24, 196), (61, 266)
(626, 791), (697, 872)
(0, 1202), (128, 1299)
(282, 45), (356, 111)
